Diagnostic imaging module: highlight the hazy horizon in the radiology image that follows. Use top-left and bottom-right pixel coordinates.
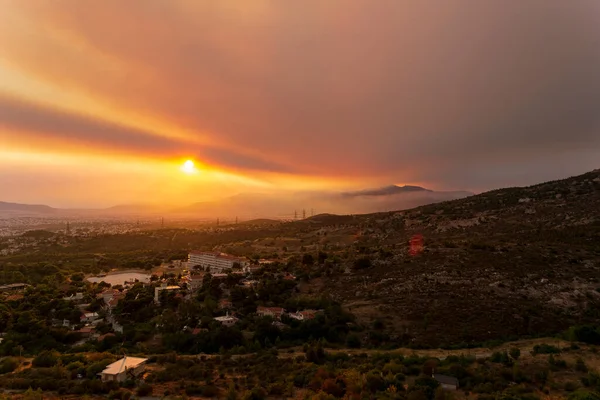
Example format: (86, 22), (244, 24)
(2, 1), (600, 208)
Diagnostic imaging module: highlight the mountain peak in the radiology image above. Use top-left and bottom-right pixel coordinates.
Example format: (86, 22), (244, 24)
(344, 185), (431, 197)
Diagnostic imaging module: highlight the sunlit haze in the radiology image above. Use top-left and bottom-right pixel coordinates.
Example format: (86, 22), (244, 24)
(2, 0), (600, 208)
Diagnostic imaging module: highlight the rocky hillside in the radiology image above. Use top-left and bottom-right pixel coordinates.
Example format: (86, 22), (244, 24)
(310, 169), (600, 347)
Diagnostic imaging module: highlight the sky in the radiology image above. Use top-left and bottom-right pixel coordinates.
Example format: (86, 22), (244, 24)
(1, 0), (600, 208)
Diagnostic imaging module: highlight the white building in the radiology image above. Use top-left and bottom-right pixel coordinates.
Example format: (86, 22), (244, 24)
(101, 356), (148, 382)
(188, 251), (248, 273)
(154, 283), (180, 304)
(63, 292), (84, 301)
(214, 314), (238, 327)
(80, 312), (99, 323)
(188, 274), (205, 291)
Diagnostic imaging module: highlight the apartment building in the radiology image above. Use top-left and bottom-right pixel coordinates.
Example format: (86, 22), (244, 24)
(188, 251), (248, 273)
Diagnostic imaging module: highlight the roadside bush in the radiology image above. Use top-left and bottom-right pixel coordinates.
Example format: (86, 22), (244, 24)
(32, 351), (58, 368)
(577, 359), (589, 373)
(532, 344), (560, 355)
(565, 381), (580, 392)
(509, 348), (521, 360)
(568, 390), (600, 400)
(353, 257), (372, 270)
(0, 357), (19, 374)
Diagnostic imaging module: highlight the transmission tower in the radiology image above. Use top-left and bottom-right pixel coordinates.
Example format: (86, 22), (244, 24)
(302, 209), (306, 219)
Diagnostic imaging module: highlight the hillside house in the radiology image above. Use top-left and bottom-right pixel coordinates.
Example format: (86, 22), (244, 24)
(80, 312), (99, 323)
(0, 283), (29, 292)
(214, 314), (238, 327)
(63, 292), (84, 302)
(257, 306), (286, 320)
(77, 326), (96, 338)
(100, 356), (148, 382)
(189, 274), (205, 291)
(97, 333), (116, 342)
(248, 265), (263, 274)
(289, 309), (321, 321)
(272, 321), (290, 330)
(433, 374), (459, 390)
(154, 283), (180, 304)
(218, 299), (232, 310)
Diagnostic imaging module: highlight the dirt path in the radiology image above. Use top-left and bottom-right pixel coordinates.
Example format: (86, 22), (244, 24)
(279, 337), (570, 360)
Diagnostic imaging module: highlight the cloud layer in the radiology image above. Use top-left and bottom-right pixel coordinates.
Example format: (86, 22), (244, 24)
(2, 0), (600, 205)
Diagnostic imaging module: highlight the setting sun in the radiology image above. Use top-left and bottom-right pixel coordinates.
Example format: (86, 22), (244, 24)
(180, 159), (197, 174)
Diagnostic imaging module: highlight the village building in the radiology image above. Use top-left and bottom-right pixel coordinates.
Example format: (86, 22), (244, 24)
(0, 283), (30, 292)
(154, 283), (180, 304)
(433, 374), (459, 390)
(80, 312), (99, 323)
(63, 292), (84, 301)
(289, 309), (321, 321)
(272, 321), (290, 330)
(97, 333), (116, 342)
(76, 326), (96, 338)
(100, 356), (148, 382)
(214, 314), (238, 327)
(188, 274), (205, 291)
(218, 299), (233, 310)
(256, 306), (286, 320)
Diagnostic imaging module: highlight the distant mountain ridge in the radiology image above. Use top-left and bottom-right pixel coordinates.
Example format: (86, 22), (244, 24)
(0, 201), (55, 214)
(1, 184), (473, 218)
(343, 184), (432, 197)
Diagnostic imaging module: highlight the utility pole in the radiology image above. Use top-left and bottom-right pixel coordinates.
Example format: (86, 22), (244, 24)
(311, 208), (314, 217)
(66, 221), (71, 235)
(294, 210), (297, 220)
(302, 209), (306, 219)
(161, 217), (164, 228)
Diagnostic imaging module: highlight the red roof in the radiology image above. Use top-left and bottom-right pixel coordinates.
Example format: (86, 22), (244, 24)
(257, 306), (285, 315)
(97, 333), (116, 341)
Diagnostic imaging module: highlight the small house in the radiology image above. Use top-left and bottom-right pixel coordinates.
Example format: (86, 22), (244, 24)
(100, 356), (148, 382)
(214, 314), (238, 327)
(433, 374), (459, 390)
(257, 306), (286, 320)
(289, 310), (321, 321)
(80, 312), (99, 323)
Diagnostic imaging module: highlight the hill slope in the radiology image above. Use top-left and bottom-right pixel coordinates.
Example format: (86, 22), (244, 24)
(0, 201), (55, 214)
(307, 169), (600, 346)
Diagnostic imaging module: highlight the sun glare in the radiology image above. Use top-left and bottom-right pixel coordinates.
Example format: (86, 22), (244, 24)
(180, 159), (197, 174)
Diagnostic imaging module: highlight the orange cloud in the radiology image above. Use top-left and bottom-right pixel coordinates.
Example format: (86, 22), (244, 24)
(2, 0), (600, 207)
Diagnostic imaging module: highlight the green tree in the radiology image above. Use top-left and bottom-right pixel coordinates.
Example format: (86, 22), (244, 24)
(509, 347), (521, 360)
(302, 254), (314, 266)
(568, 390), (600, 400)
(32, 350), (58, 368)
(353, 257), (372, 270)
(0, 357), (19, 374)
(346, 333), (361, 348)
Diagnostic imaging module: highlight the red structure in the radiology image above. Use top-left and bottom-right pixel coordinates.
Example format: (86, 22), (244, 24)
(409, 234), (424, 256)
